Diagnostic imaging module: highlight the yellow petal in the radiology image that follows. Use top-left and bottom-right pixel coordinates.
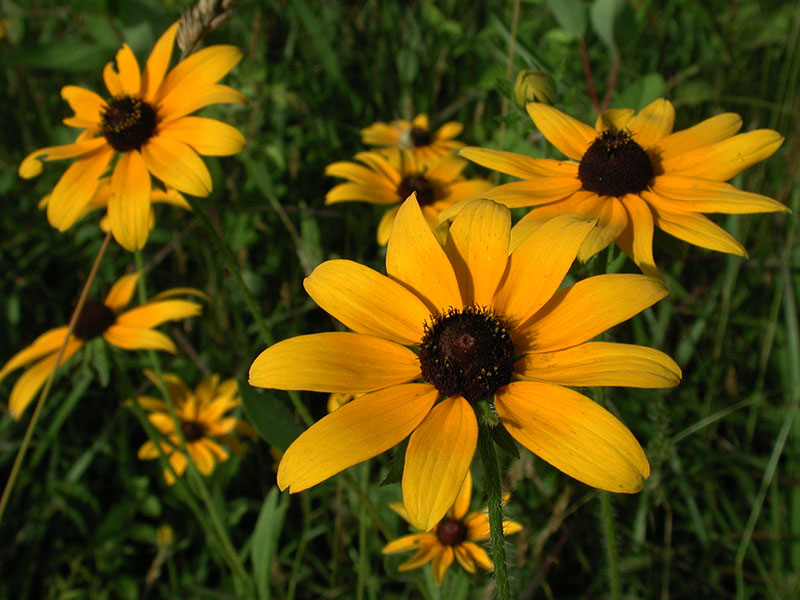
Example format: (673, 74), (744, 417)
(249, 332), (421, 393)
(117, 299), (201, 328)
(495, 214), (595, 327)
(104, 272), (141, 312)
(432, 546), (454, 584)
(454, 545), (477, 573)
(444, 199), (510, 306)
(450, 470), (472, 521)
(516, 274), (668, 353)
(137, 440), (160, 460)
(516, 341), (681, 387)
(435, 121), (463, 140)
(660, 129), (783, 181)
(103, 61), (123, 96)
(377, 205), (400, 246)
(657, 113), (743, 160)
(168, 451), (188, 477)
(595, 108), (634, 131)
(141, 135), (212, 196)
(150, 187), (191, 209)
(149, 413), (177, 434)
(188, 442), (215, 475)
(115, 44), (141, 95)
(202, 439), (230, 461)
(326, 182), (398, 206)
(480, 177), (582, 209)
(386, 196), (461, 313)
(325, 159), (391, 187)
(103, 325), (177, 353)
(649, 175), (788, 214)
(461, 541), (493, 571)
(19, 136), (107, 178)
(142, 22), (178, 101)
(382, 533), (429, 554)
(277, 384), (438, 492)
(46, 146), (115, 231)
(403, 397), (477, 532)
(303, 260), (430, 346)
(618, 193), (659, 278)
(158, 117), (245, 156)
(424, 154), (468, 183)
(397, 539), (440, 571)
(0, 326), (70, 381)
(527, 103), (596, 161)
(158, 84), (247, 122)
(647, 200), (747, 256)
(61, 86), (105, 127)
(108, 150), (151, 251)
(460, 147), (578, 179)
(628, 98), (675, 149)
(495, 382), (649, 492)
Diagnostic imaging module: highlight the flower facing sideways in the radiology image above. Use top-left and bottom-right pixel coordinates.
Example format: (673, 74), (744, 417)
(361, 113), (464, 165)
(136, 371), (240, 485)
(459, 99), (786, 277)
(0, 272), (203, 419)
(382, 470), (522, 585)
(19, 22), (246, 251)
(250, 195), (681, 531)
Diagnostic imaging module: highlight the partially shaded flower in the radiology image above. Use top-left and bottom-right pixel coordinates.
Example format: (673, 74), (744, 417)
(362, 114), (464, 164)
(325, 150), (491, 245)
(19, 22), (246, 250)
(459, 99), (786, 277)
(136, 370), (240, 485)
(382, 471), (521, 585)
(0, 272), (203, 418)
(250, 195), (680, 531)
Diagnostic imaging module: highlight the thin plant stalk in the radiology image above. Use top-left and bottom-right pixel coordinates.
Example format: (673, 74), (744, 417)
(0, 231), (112, 526)
(477, 425), (510, 600)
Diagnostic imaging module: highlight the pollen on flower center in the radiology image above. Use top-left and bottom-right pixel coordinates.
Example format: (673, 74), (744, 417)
(181, 421), (205, 442)
(436, 518), (467, 546)
(397, 175), (436, 206)
(73, 299), (116, 340)
(418, 306), (515, 403)
(410, 126), (432, 148)
(578, 130), (654, 197)
(101, 95), (158, 152)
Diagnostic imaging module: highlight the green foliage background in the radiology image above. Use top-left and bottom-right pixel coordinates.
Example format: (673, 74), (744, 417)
(0, 0), (798, 598)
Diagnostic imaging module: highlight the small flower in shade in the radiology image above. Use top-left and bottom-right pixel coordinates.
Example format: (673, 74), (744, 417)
(325, 150), (492, 245)
(136, 370), (240, 485)
(249, 195), (681, 532)
(0, 272), (203, 419)
(18, 22), (246, 251)
(362, 114), (465, 165)
(459, 99), (787, 277)
(382, 471), (521, 585)
(513, 70), (554, 107)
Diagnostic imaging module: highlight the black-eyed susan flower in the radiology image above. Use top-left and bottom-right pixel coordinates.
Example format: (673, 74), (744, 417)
(325, 150), (491, 245)
(136, 370), (240, 485)
(459, 99), (786, 277)
(19, 22), (245, 251)
(362, 114), (464, 165)
(0, 272), (203, 419)
(382, 471), (521, 584)
(250, 195), (681, 531)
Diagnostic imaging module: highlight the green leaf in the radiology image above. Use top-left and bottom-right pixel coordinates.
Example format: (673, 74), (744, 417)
(240, 386), (304, 451)
(546, 0), (587, 38)
(590, 0), (625, 56)
(251, 487), (290, 600)
(380, 438), (409, 486)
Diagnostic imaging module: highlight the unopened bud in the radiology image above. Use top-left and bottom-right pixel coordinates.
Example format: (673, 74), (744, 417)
(514, 70), (554, 107)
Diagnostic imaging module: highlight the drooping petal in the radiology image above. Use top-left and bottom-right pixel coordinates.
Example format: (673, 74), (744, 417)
(303, 260), (430, 345)
(115, 44), (141, 95)
(660, 129), (783, 182)
(249, 333), (421, 393)
(516, 341), (681, 388)
(516, 274), (668, 353)
(527, 103), (596, 161)
(142, 22), (178, 101)
(188, 442), (215, 475)
(19, 136), (107, 178)
(403, 397), (478, 532)
(104, 272), (141, 311)
(61, 86), (105, 127)
(628, 98), (675, 150)
(464, 511), (520, 541)
(376, 206), (400, 246)
(117, 299), (202, 328)
(454, 545), (477, 573)
(108, 150), (152, 251)
(137, 440), (161, 460)
(460, 542), (493, 571)
(495, 214), (595, 326)
(0, 326), (70, 381)
(202, 439), (230, 461)
(141, 135), (212, 197)
(450, 470), (473, 521)
(495, 382), (649, 492)
(648, 200), (747, 256)
(382, 533), (429, 554)
(444, 199), (510, 306)
(432, 546), (455, 584)
(397, 539), (440, 571)
(656, 113), (743, 160)
(157, 117), (245, 156)
(386, 196), (461, 313)
(276, 384), (438, 492)
(649, 176), (788, 214)
(460, 147), (578, 179)
(618, 194), (659, 278)
(103, 325), (177, 352)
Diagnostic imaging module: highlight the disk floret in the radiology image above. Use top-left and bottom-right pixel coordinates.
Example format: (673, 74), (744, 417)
(410, 125), (433, 148)
(101, 95), (158, 152)
(436, 518), (468, 546)
(418, 306), (515, 403)
(73, 299), (116, 340)
(181, 420), (206, 442)
(578, 129), (654, 197)
(397, 175), (436, 206)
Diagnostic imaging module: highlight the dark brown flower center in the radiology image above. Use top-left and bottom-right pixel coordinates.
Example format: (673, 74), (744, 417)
(397, 175), (436, 206)
(181, 421), (205, 442)
(418, 306), (515, 403)
(436, 518), (468, 546)
(410, 125), (432, 148)
(577, 130), (654, 197)
(101, 95), (158, 152)
(73, 299), (116, 340)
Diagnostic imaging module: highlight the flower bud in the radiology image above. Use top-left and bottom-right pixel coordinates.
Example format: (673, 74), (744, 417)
(514, 70), (554, 107)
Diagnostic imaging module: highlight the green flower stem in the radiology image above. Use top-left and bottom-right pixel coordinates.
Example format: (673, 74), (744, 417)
(477, 424), (510, 600)
(599, 491), (622, 600)
(0, 231), (112, 527)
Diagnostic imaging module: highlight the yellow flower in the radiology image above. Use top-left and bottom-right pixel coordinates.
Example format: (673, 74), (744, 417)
(325, 150), (491, 245)
(459, 99), (786, 277)
(19, 22), (246, 251)
(513, 70), (554, 107)
(362, 114), (465, 165)
(0, 272), (203, 419)
(136, 370), (240, 485)
(382, 471), (521, 585)
(249, 195), (681, 531)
